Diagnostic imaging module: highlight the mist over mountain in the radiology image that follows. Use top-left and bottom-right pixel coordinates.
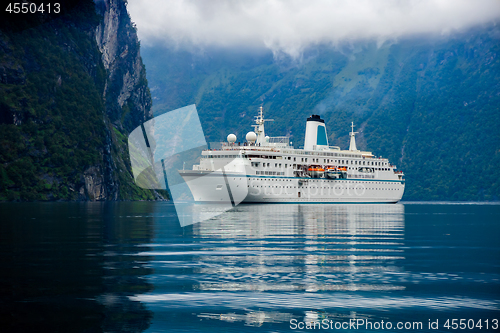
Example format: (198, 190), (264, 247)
(130, 0), (500, 59)
(142, 24), (500, 201)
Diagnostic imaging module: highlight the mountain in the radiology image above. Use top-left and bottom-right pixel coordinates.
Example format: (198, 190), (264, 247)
(0, 0), (165, 201)
(142, 24), (500, 201)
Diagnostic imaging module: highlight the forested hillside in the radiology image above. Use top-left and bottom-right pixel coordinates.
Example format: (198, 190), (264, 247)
(142, 25), (500, 201)
(0, 0), (164, 201)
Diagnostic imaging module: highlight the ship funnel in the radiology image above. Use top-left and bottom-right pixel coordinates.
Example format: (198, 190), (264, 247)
(304, 114), (328, 150)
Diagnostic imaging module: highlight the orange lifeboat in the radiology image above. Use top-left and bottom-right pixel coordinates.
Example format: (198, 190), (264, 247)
(325, 165), (347, 179)
(307, 165), (325, 178)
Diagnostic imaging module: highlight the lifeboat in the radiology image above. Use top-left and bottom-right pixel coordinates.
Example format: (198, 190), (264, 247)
(325, 166), (347, 179)
(308, 165), (325, 178)
(325, 166), (340, 179)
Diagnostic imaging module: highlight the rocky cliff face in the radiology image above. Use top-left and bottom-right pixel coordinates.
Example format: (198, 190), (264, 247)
(92, 0), (155, 200)
(95, 0), (152, 130)
(0, 0), (162, 201)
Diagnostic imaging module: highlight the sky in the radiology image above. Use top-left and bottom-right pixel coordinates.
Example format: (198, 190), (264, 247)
(128, 0), (500, 58)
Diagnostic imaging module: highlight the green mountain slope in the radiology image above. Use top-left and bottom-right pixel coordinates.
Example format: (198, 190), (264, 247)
(0, 0), (164, 201)
(142, 25), (500, 201)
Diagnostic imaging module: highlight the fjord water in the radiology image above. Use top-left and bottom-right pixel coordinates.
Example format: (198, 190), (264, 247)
(1, 203), (499, 332)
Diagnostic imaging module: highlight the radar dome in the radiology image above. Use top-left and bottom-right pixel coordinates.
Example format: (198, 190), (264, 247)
(227, 134), (237, 143)
(265, 135), (270, 142)
(246, 131), (257, 142)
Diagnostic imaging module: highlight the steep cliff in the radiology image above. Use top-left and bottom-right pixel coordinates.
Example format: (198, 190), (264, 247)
(0, 0), (163, 201)
(93, 0), (157, 200)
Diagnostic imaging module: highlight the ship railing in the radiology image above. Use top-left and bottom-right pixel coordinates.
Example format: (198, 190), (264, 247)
(218, 142), (285, 149)
(268, 136), (289, 144)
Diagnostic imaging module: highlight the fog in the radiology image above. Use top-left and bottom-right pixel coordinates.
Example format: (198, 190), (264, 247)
(128, 0), (500, 57)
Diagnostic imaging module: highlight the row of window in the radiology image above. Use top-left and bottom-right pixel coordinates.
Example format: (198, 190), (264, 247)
(247, 178), (399, 186)
(250, 162), (391, 171)
(281, 150), (360, 158)
(256, 171), (285, 175)
(248, 184), (400, 190)
(308, 158), (387, 166)
(251, 162), (290, 168)
(351, 174), (375, 179)
(206, 155), (389, 167)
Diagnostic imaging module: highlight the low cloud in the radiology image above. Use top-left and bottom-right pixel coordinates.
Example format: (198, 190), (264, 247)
(128, 0), (500, 57)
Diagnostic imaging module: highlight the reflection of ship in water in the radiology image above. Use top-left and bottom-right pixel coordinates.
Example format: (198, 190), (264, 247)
(191, 204), (404, 238)
(188, 204), (405, 293)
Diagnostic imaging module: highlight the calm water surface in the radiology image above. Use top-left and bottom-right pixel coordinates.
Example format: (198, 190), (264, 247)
(1, 202), (499, 332)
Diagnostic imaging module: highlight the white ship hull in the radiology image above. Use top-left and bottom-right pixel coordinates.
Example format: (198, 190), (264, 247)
(179, 170), (404, 204)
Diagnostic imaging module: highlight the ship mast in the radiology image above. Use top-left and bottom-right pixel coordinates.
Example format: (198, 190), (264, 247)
(349, 122), (359, 151)
(252, 106), (273, 145)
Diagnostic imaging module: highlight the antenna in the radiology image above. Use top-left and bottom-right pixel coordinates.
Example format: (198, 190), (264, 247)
(252, 106), (273, 145)
(349, 122), (359, 151)
(350, 122), (358, 135)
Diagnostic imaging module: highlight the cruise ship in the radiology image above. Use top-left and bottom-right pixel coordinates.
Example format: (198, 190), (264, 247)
(178, 107), (405, 204)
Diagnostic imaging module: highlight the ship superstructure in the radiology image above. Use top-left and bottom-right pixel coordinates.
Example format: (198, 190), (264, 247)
(179, 107), (405, 203)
